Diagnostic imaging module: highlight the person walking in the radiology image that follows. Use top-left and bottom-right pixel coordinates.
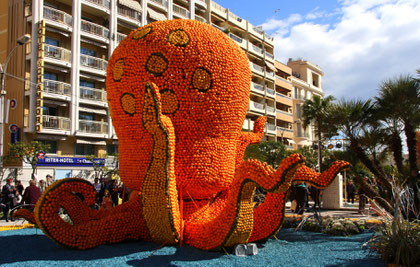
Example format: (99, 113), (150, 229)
(1, 178), (18, 222)
(346, 180), (356, 204)
(295, 183), (308, 215)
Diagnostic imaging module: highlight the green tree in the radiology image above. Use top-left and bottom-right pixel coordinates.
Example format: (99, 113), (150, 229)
(7, 141), (51, 178)
(244, 141), (287, 168)
(86, 153), (119, 181)
(302, 95), (336, 172)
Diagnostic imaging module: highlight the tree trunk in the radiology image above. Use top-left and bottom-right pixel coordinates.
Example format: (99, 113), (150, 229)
(390, 131), (404, 175)
(354, 176), (393, 214)
(403, 121), (419, 181)
(318, 127), (322, 172)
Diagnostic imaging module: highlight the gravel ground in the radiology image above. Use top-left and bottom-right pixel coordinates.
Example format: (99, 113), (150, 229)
(0, 228), (383, 267)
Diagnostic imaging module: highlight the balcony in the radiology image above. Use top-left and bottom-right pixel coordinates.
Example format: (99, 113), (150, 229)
(264, 32), (274, 45)
(265, 51), (274, 62)
(80, 87), (107, 103)
(276, 109), (294, 123)
(82, 0), (110, 13)
(117, 33), (127, 43)
(44, 44), (72, 66)
(266, 70), (275, 80)
(266, 105), (276, 116)
(42, 115), (71, 131)
(195, 15), (207, 23)
(266, 88), (276, 98)
(228, 11), (246, 29)
(118, 5), (141, 25)
(266, 123), (276, 135)
(250, 43), (264, 57)
(196, 0), (207, 8)
(43, 80), (71, 98)
(250, 62), (264, 76)
(251, 82), (265, 94)
(43, 6), (72, 31)
(211, 1), (227, 19)
(149, 0), (168, 11)
(173, 3), (190, 19)
(249, 100), (265, 114)
(79, 120), (108, 134)
(81, 19), (110, 42)
(212, 23), (225, 32)
(80, 54), (108, 74)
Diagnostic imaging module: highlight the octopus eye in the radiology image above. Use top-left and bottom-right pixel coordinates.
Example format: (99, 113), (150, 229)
(166, 29), (190, 47)
(120, 93), (136, 116)
(133, 26), (152, 40)
(191, 67), (212, 92)
(112, 59), (125, 81)
(146, 53), (168, 76)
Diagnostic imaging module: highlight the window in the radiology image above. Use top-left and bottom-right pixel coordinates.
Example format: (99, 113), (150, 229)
(80, 47), (97, 57)
(75, 144), (95, 155)
(44, 72), (58, 81)
(36, 140), (58, 154)
(43, 106), (58, 116)
(79, 112), (94, 121)
(80, 80), (95, 88)
(106, 144), (118, 155)
(295, 104), (301, 118)
(45, 36), (59, 46)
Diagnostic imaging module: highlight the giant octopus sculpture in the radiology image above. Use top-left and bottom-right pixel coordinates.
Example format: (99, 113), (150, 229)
(16, 20), (349, 250)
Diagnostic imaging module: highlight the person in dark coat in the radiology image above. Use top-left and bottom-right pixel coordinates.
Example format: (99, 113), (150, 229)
(1, 178), (17, 222)
(309, 186), (321, 209)
(346, 181), (356, 203)
(21, 179), (42, 208)
(295, 183), (308, 215)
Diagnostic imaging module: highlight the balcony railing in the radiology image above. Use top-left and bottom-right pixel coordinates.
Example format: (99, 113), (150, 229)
(252, 63), (264, 73)
(251, 82), (264, 93)
(83, 0), (110, 9)
(79, 120), (108, 134)
(266, 105), (275, 114)
(250, 100), (264, 112)
(277, 126), (294, 133)
(266, 88), (275, 97)
(251, 43), (263, 55)
(44, 44), (72, 63)
(211, 1), (226, 13)
(149, 0), (168, 8)
(229, 32), (243, 44)
(118, 5), (141, 21)
(195, 15), (207, 23)
(276, 75), (292, 84)
(42, 115), (71, 130)
(266, 123), (276, 132)
(80, 87), (107, 102)
(265, 51), (274, 60)
(173, 3), (190, 18)
(43, 6), (72, 27)
(81, 20), (110, 39)
(212, 23), (225, 32)
(277, 109), (293, 116)
(44, 80), (71, 96)
(253, 26), (263, 34)
(117, 33), (127, 43)
(265, 33), (274, 41)
(266, 70), (275, 78)
(276, 92), (292, 99)
(229, 11), (242, 23)
(80, 54), (108, 71)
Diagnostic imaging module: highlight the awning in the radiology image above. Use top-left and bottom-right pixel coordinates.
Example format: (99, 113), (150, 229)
(44, 63), (70, 73)
(298, 140), (312, 146)
(265, 61), (276, 72)
(76, 139), (107, 145)
(80, 37), (108, 49)
(79, 106), (107, 115)
(119, 0), (142, 12)
(43, 99), (68, 107)
(148, 9), (167, 21)
(287, 139), (296, 144)
(79, 72), (106, 82)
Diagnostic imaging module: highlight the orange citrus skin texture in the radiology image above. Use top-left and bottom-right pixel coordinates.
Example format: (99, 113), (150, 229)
(22, 19), (349, 251)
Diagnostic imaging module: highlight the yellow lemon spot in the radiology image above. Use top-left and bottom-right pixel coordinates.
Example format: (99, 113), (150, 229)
(191, 68), (212, 92)
(133, 26), (152, 40)
(121, 93), (136, 116)
(146, 53), (168, 76)
(166, 29), (190, 47)
(113, 59), (124, 81)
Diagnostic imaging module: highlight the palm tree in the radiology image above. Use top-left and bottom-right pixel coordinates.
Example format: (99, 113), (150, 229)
(302, 95), (336, 172)
(376, 75), (420, 184)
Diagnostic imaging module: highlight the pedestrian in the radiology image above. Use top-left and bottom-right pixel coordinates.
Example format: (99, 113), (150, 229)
(15, 180), (24, 198)
(93, 178), (102, 205)
(295, 183), (308, 215)
(46, 174), (54, 187)
(39, 180), (47, 193)
(346, 180), (356, 204)
(1, 178), (18, 222)
(309, 186), (321, 209)
(21, 179), (41, 210)
(101, 190), (113, 210)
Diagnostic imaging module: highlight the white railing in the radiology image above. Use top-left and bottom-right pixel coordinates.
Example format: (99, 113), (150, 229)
(251, 43), (263, 55)
(228, 11), (242, 22)
(276, 75), (292, 84)
(276, 92), (292, 99)
(229, 32), (243, 43)
(251, 82), (264, 93)
(266, 88), (275, 96)
(266, 105), (275, 114)
(266, 70), (275, 78)
(211, 1), (226, 13)
(79, 120), (108, 134)
(149, 0), (168, 8)
(265, 33), (274, 41)
(81, 20), (110, 39)
(250, 100), (265, 112)
(118, 5), (141, 21)
(80, 54), (108, 71)
(117, 33), (127, 43)
(277, 126), (294, 133)
(173, 3), (190, 18)
(42, 115), (71, 130)
(252, 63), (264, 73)
(44, 80), (71, 96)
(266, 123), (276, 133)
(265, 51), (274, 60)
(80, 87), (107, 102)
(43, 6), (72, 27)
(195, 15), (207, 23)
(211, 23), (225, 32)
(277, 109), (293, 116)
(253, 26), (263, 34)
(44, 44), (72, 63)
(84, 0), (110, 9)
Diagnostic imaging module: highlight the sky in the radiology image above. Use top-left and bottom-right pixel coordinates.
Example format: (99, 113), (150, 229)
(215, 0), (420, 100)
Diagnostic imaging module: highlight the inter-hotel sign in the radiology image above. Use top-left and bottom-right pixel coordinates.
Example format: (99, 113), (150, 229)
(36, 20), (45, 132)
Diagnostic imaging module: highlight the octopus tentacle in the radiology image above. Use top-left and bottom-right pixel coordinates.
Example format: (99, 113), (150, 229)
(34, 178), (147, 249)
(235, 116), (267, 169)
(141, 82), (181, 245)
(293, 161), (350, 188)
(183, 154), (304, 250)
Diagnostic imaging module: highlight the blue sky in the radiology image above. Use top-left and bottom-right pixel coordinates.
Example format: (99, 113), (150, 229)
(215, 0), (420, 100)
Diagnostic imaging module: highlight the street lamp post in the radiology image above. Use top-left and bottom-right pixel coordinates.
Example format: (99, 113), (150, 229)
(0, 34), (31, 167)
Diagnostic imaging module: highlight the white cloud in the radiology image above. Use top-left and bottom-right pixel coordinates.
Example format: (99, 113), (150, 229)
(262, 0), (420, 99)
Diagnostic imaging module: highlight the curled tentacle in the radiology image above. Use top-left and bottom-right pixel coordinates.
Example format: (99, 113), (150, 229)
(141, 82), (181, 245)
(35, 178), (148, 249)
(13, 207), (36, 224)
(293, 161), (350, 188)
(183, 154), (304, 250)
(235, 116), (267, 169)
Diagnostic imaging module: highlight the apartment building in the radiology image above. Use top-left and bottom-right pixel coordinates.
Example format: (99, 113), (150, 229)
(287, 59), (325, 148)
(1, 0), (281, 178)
